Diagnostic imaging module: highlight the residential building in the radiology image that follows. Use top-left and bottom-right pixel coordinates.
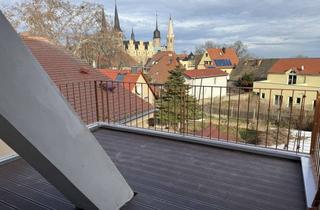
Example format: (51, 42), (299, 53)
(99, 69), (155, 104)
(198, 48), (239, 74)
(145, 51), (179, 84)
(112, 2), (175, 65)
(184, 69), (228, 100)
(253, 58), (320, 109)
(229, 58), (278, 86)
(179, 52), (196, 70)
(21, 34), (153, 125)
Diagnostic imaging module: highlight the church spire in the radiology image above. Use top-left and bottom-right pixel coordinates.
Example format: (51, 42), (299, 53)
(114, 0), (122, 32)
(156, 12), (159, 30)
(153, 12), (161, 39)
(166, 15), (175, 52)
(101, 7), (107, 32)
(131, 27), (135, 41)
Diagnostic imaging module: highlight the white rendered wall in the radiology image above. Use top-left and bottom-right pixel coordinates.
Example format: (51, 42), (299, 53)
(185, 76), (228, 100)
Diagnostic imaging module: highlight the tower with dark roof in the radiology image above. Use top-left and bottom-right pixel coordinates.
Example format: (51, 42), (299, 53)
(101, 8), (107, 33)
(113, 3), (167, 65)
(153, 13), (161, 49)
(114, 1), (122, 32)
(130, 28), (135, 41)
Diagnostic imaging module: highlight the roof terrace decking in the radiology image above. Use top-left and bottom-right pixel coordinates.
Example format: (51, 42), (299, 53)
(0, 128), (306, 210)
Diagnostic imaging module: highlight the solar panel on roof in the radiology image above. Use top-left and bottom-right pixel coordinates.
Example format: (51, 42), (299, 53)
(214, 59), (232, 67)
(115, 74), (125, 81)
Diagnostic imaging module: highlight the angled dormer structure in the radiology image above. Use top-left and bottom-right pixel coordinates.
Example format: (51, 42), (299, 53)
(0, 12), (133, 210)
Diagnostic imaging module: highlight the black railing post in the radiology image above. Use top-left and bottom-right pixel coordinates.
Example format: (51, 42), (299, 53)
(94, 81), (99, 122)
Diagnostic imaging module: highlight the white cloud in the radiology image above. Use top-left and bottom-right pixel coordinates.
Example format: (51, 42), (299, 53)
(2, 0), (320, 57)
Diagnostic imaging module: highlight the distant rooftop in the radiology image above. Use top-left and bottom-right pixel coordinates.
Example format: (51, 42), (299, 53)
(207, 48), (239, 66)
(184, 69), (228, 79)
(269, 58), (320, 75)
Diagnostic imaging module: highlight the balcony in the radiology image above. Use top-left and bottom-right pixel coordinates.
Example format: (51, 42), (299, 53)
(0, 127), (306, 210)
(1, 81), (320, 209)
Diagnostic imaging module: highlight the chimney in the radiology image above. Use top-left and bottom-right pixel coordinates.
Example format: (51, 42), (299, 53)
(222, 47), (226, 54)
(301, 65), (304, 71)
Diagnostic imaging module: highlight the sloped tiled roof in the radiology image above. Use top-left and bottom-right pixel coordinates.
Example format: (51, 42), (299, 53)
(207, 48), (239, 66)
(22, 35), (153, 124)
(146, 51), (179, 84)
(176, 53), (188, 60)
(269, 58), (320, 75)
(184, 69), (228, 79)
(21, 35), (106, 84)
(230, 59), (278, 81)
(99, 69), (141, 91)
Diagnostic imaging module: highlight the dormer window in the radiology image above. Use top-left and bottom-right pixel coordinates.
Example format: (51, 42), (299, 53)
(288, 71), (297, 85)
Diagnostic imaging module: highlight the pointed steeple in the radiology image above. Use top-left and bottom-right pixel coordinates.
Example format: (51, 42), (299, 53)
(166, 15), (175, 52)
(131, 28), (135, 41)
(101, 7), (107, 32)
(167, 15), (174, 37)
(156, 12), (159, 30)
(114, 0), (122, 32)
(153, 12), (161, 39)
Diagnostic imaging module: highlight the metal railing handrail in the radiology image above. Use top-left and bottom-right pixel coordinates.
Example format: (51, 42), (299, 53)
(57, 80), (319, 156)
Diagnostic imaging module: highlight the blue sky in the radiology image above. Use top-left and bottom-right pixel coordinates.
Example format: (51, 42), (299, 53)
(1, 0), (320, 58)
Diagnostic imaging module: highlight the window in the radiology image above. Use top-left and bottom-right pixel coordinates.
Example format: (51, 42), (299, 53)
(288, 97), (293, 107)
(288, 71), (297, 85)
(261, 93), (265, 99)
(296, 97), (301, 104)
(274, 95), (283, 106)
(205, 53), (208, 57)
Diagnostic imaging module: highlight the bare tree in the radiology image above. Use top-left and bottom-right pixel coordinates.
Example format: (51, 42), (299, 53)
(195, 41), (222, 55)
(3, 0), (121, 67)
(195, 40), (253, 61)
(230, 40), (252, 60)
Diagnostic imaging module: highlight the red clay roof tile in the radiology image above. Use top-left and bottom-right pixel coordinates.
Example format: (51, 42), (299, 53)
(22, 35), (153, 124)
(268, 58), (320, 75)
(146, 51), (179, 84)
(184, 69), (228, 79)
(207, 48), (239, 66)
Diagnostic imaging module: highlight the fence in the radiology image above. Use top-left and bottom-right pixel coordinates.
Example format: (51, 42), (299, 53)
(58, 81), (319, 155)
(310, 95), (320, 209)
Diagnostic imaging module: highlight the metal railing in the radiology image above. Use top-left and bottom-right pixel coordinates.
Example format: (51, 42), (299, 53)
(310, 95), (320, 208)
(58, 81), (319, 155)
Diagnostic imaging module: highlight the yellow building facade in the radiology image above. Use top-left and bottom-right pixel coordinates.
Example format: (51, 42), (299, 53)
(197, 48), (239, 75)
(112, 3), (175, 65)
(253, 59), (320, 110)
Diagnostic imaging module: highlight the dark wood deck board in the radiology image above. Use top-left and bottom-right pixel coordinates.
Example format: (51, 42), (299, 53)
(0, 128), (306, 210)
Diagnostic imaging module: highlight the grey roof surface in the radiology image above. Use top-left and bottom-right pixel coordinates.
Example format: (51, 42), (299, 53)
(230, 59), (278, 81)
(0, 128), (306, 210)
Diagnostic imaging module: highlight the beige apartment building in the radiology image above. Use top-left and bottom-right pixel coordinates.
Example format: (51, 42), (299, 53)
(253, 58), (320, 110)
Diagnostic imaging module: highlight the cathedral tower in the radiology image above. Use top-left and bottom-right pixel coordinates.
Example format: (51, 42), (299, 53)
(114, 1), (123, 39)
(166, 16), (175, 52)
(131, 28), (135, 41)
(153, 13), (161, 49)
